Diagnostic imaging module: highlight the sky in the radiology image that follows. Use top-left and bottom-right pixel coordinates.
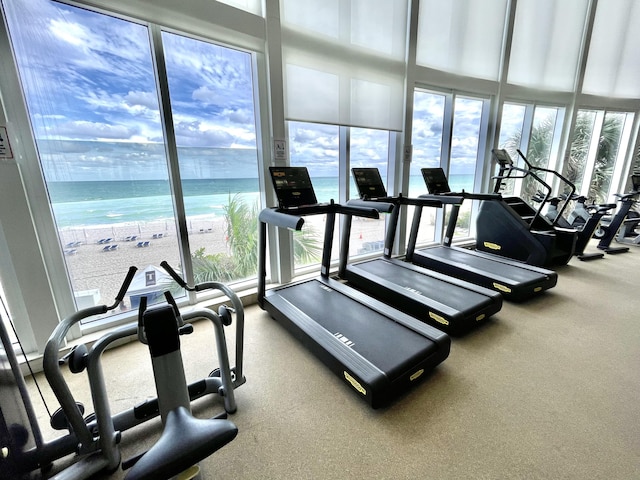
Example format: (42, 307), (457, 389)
(4, 0), (489, 182)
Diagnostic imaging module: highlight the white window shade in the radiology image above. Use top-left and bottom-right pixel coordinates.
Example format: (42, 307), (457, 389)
(216, 0), (263, 16)
(281, 0), (408, 131)
(583, 0), (640, 98)
(416, 0), (508, 81)
(508, 0), (589, 91)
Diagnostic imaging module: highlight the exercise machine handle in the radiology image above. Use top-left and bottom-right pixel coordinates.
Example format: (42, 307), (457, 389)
(44, 266), (139, 453)
(158, 262), (245, 389)
(345, 198), (395, 214)
(110, 266), (137, 309)
(160, 261), (189, 289)
(258, 208), (305, 230)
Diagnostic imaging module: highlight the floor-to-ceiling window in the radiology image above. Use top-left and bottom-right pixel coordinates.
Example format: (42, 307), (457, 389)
(410, 89), (488, 245)
(409, 90), (446, 245)
(448, 96), (485, 238)
(566, 109), (635, 203)
(287, 122), (392, 271)
(3, 0), (261, 323)
(162, 31), (260, 287)
(280, 0), (408, 269)
(497, 103), (564, 205)
(288, 121), (338, 271)
(348, 127), (390, 255)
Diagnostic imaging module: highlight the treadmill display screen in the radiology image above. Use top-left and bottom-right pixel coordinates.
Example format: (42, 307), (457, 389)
(421, 168), (452, 194)
(492, 148), (514, 165)
(352, 168), (387, 199)
(269, 166), (318, 208)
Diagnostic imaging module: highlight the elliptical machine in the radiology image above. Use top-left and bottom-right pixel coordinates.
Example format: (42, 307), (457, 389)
(534, 192), (616, 261)
(595, 174), (640, 253)
(1, 262), (245, 480)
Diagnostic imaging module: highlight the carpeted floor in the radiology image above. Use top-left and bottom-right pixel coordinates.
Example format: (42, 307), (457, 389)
(27, 242), (640, 479)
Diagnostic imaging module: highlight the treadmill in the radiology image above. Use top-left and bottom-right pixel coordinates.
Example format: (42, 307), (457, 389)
(257, 166), (451, 409)
(404, 167), (557, 302)
(338, 168), (503, 336)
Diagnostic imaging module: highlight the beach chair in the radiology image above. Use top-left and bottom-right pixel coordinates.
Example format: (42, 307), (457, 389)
(101, 245), (111, 252)
(136, 241), (145, 248)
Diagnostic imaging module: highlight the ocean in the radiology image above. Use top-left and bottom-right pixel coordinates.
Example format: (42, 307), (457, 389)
(48, 175), (475, 229)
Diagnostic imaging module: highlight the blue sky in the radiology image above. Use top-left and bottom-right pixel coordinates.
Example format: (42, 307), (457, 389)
(5, 0), (485, 182)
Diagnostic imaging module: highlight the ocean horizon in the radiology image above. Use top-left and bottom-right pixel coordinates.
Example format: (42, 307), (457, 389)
(49, 175), (475, 229)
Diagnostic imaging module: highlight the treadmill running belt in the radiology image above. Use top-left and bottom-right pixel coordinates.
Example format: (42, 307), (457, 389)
(352, 259), (497, 314)
(411, 245), (557, 302)
(419, 246), (544, 284)
(274, 279), (440, 379)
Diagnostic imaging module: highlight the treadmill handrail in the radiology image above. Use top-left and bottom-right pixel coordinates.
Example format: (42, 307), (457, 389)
(346, 198), (395, 213)
(258, 208), (305, 230)
(439, 192), (502, 201)
(416, 193), (463, 206)
(258, 200), (381, 307)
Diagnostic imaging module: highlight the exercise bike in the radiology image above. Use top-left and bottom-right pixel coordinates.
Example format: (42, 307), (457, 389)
(2, 262), (245, 479)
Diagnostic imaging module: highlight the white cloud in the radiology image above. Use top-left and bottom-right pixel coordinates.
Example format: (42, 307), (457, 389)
(125, 91), (159, 110)
(53, 120), (136, 140)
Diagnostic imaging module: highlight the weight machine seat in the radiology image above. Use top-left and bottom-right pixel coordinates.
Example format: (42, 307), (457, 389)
(125, 406), (237, 480)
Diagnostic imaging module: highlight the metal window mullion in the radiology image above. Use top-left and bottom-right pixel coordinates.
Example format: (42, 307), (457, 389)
(148, 25), (196, 303)
(339, 126), (350, 203)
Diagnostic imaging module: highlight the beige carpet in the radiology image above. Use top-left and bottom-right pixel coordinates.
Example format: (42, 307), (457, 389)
(27, 243), (640, 479)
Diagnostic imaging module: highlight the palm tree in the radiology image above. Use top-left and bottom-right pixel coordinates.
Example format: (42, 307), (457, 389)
(506, 112), (623, 205)
(595, 115), (624, 201)
(191, 194), (322, 283)
(502, 113), (555, 204)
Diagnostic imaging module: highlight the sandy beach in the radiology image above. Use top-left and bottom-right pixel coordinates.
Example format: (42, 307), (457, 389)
(57, 213), (403, 311)
(59, 216), (229, 309)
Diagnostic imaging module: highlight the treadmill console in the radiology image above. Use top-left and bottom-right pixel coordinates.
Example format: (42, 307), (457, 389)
(492, 148), (514, 166)
(421, 168), (452, 194)
(269, 166), (318, 209)
(352, 168), (388, 199)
